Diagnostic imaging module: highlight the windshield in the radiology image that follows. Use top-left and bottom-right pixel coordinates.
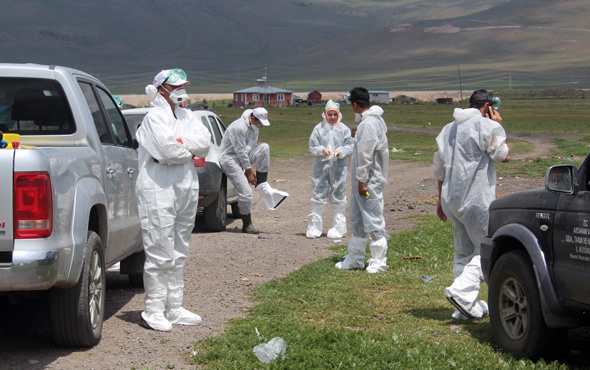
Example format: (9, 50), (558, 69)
(0, 77), (75, 135)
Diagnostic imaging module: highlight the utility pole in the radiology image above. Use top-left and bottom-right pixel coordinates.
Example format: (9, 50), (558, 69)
(457, 65), (463, 101)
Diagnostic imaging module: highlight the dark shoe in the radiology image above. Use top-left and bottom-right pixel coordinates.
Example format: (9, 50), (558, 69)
(256, 171), (268, 185)
(241, 213), (260, 234)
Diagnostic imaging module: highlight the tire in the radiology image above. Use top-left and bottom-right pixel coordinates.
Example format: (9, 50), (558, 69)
(120, 249), (145, 288)
(489, 250), (566, 360)
(49, 231), (106, 347)
(203, 182), (227, 232)
(231, 202), (241, 218)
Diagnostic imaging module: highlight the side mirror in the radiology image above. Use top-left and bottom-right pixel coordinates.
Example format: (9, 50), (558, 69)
(545, 165), (575, 193)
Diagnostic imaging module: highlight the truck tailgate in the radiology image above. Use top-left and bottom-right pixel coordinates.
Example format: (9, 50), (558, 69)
(0, 149), (14, 260)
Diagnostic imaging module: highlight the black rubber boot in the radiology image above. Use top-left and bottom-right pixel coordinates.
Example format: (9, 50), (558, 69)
(256, 171), (268, 185)
(241, 213), (260, 234)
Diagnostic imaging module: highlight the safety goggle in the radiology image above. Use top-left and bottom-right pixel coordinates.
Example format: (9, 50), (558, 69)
(161, 69), (187, 86)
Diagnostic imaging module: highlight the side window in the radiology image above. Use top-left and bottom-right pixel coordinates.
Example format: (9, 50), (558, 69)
(207, 116), (222, 145)
(215, 117), (226, 135)
(96, 88), (130, 147)
(200, 116), (215, 144)
(79, 82), (113, 144)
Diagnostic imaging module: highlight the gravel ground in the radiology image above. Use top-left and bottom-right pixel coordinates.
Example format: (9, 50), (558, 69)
(0, 133), (553, 369)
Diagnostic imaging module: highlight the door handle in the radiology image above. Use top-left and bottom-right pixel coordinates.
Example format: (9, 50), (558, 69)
(126, 168), (136, 178)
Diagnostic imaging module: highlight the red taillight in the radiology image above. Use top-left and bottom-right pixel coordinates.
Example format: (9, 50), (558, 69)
(193, 157), (205, 167)
(14, 172), (53, 238)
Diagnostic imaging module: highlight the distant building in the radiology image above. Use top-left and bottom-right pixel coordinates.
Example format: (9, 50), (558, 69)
(292, 94), (303, 106)
(436, 98), (453, 104)
(233, 75), (293, 107)
(369, 91), (389, 104)
(307, 90), (322, 105)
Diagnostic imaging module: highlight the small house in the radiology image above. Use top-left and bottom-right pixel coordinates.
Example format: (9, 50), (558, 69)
(292, 94), (303, 106)
(233, 76), (293, 107)
(369, 91), (389, 104)
(307, 90), (322, 105)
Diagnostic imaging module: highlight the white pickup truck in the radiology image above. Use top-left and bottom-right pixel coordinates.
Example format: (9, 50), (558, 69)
(0, 63), (143, 347)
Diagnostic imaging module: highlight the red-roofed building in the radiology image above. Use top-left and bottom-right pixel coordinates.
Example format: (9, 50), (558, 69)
(233, 75), (293, 107)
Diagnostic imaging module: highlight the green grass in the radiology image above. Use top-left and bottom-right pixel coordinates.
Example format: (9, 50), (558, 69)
(211, 98), (590, 177)
(186, 100), (590, 367)
(190, 217), (586, 368)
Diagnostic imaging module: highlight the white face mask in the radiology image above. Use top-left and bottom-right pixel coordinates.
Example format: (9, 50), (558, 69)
(355, 112), (362, 122)
(167, 87), (189, 104)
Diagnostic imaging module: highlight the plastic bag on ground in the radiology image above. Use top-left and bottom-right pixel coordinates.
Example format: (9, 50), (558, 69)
(253, 337), (287, 363)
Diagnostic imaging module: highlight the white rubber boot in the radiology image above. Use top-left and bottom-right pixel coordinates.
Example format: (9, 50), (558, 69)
(142, 266), (172, 331)
(165, 307), (203, 326)
(327, 204), (347, 239)
(366, 237), (389, 273)
(335, 236), (366, 270)
(256, 182), (289, 210)
(141, 311), (172, 332)
(445, 255), (486, 319)
(306, 203), (325, 238)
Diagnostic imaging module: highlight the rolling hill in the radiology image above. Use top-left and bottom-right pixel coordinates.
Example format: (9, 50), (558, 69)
(1, 0), (588, 93)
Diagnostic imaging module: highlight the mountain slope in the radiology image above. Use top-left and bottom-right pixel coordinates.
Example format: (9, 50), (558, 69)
(0, 0), (587, 93)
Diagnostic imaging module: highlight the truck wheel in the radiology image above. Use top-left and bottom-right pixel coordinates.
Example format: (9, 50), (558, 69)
(120, 249), (145, 288)
(489, 250), (566, 360)
(203, 182), (227, 232)
(49, 231), (105, 347)
(231, 202), (241, 218)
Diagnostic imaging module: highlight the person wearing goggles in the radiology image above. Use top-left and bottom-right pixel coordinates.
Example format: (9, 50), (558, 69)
(434, 89), (510, 320)
(135, 69), (212, 331)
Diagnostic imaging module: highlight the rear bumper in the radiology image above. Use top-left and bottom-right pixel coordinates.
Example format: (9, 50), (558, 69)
(0, 249), (59, 291)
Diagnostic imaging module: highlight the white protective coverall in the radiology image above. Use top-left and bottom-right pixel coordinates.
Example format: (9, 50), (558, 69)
(220, 109), (271, 215)
(307, 111), (354, 238)
(433, 107), (509, 319)
(136, 92), (211, 330)
(335, 105), (390, 273)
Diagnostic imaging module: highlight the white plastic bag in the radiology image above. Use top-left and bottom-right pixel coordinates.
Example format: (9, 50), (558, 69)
(253, 337), (287, 363)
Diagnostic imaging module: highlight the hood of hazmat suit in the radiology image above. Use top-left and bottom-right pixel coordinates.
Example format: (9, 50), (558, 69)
(220, 109), (262, 171)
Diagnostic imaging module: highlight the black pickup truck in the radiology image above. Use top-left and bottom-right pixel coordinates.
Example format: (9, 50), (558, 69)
(481, 153), (590, 360)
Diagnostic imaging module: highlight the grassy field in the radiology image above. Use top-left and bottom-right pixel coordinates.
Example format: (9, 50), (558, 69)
(212, 98), (590, 175)
(189, 99), (590, 368)
(190, 218), (590, 368)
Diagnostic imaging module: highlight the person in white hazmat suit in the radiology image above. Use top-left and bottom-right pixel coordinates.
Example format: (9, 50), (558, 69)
(434, 89), (510, 320)
(307, 100), (353, 239)
(135, 69), (212, 331)
(335, 87), (390, 273)
(220, 107), (288, 234)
